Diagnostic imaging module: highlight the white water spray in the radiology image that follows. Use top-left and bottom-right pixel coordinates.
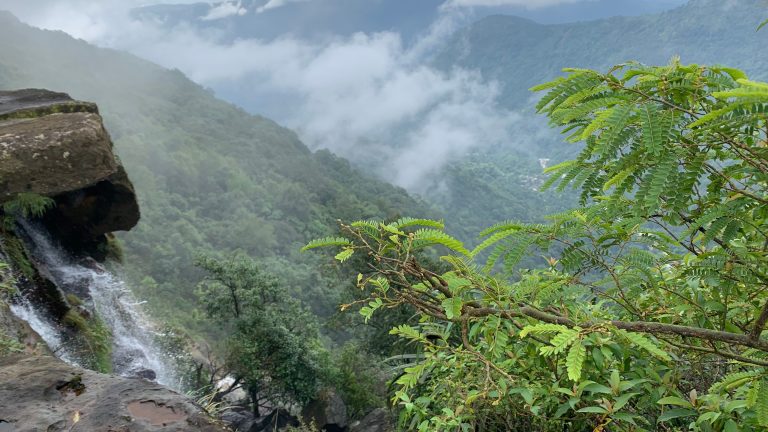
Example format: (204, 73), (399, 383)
(11, 222), (177, 387)
(9, 296), (81, 366)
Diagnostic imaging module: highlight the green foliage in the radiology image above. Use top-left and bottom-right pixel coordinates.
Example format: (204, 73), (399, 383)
(0, 235), (34, 280)
(307, 62), (768, 430)
(196, 253), (330, 409)
(1, 193), (54, 219)
(330, 342), (388, 419)
(0, 334), (24, 356)
(0, 259), (16, 302)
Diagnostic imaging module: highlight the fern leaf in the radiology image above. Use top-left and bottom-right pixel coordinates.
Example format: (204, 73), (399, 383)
(566, 339), (586, 382)
(519, 323), (569, 338)
(390, 217), (444, 230)
(757, 379), (768, 426)
(550, 329), (580, 354)
(301, 236), (352, 251)
(413, 229), (470, 256)
(709, 370), (764, 393)
(471, 227), (519, 257)
(616, 330), (671, 361)
(334, 248), (354, 263)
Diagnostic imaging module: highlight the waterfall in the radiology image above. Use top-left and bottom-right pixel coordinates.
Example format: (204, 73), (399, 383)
(9, 296), (80, 366)
(9, 222), (177, 388)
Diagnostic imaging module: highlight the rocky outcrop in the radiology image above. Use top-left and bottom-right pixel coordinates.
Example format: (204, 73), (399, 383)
(0, 89), (140, 257)
(0, 355), (226, 431)
(349, 409), (393, 432)
(302, 389), (349, 432)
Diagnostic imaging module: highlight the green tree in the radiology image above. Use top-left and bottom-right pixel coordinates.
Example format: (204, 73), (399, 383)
(306, 62), (768, 431)
(195, 253), (328, 415)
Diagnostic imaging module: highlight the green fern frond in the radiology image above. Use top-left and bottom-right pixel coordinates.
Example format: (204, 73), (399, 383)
(709, 370), (765, 393)
(390, 217), (444, 230)
(301, 236), (352, 251)
(519, 323), (570, 338)
(615, 330), (671, 361)
(566, 339), (586, 382)
(757, 379), (768, 426)
(2, 193), (55, 218)
(412, 229), (470, 256)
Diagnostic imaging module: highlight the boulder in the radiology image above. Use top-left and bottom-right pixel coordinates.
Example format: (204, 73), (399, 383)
(0, 109), (114, 198)
(302, 389), (348, 431)
(349, 409), (393, 432)
(0, 355), (227, 431)
(220, 408), (257, 431)
(252, 408), (299, 432)
(0, 89), (140, 255)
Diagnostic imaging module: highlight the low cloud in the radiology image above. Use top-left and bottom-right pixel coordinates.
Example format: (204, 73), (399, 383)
(255, 0), (311, 13)
(202, 1), (247, 20)
(1, 0), (521, 191)
(444, 0), (592, 8)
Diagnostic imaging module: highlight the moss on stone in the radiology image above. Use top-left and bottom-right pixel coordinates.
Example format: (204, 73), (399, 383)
(0, 233), (34, 280)
(63, 310), (113, 373)
(102, 234), (124, 263)
(65, 293), (83, 307)
(0, 101), (98, 121)
(0, 333), (24, 356)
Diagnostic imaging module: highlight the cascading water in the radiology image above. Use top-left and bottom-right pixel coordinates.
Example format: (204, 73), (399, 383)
(9, 296), (80, 365)
(9, 222), (178, 388)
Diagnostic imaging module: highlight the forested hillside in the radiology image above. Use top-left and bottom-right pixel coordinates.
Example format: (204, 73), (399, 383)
(0, 11), (430, 332)
(430, 0), (768, 241)
(435, 0), (768, 109)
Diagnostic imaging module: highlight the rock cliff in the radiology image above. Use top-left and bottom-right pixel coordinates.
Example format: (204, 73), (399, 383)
(0, 89), (225, 431)
(0, 89), (140, 258)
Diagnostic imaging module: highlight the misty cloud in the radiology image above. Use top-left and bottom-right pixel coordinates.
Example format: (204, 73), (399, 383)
(202, 1), (247, 20)
(0, 0), (520, 191)
(444, 0), (594, 8)
(256, 0), (311, 13)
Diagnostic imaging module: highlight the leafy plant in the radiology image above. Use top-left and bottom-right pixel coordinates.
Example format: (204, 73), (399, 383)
(306, 61), (768, 431)
(1, 193), (54, 219)
(195, 253), (330, 415)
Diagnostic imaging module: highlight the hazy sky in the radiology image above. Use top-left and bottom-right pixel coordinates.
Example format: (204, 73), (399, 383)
(0, 0), (689, 189)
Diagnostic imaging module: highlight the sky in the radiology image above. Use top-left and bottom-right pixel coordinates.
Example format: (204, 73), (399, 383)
(0, 0), (688, 190)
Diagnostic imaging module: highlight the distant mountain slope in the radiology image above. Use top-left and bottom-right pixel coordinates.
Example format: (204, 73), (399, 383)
(0, 11), (430, 331)
(436, 0), (768, 109)
(429, 0), (768, 239)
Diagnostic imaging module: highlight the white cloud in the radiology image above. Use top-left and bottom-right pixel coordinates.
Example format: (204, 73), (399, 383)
(444, 0), (592, 9)
(0, 0), (522, 191)
(201, 1), (247, 21)
(255, 0), (311, 13)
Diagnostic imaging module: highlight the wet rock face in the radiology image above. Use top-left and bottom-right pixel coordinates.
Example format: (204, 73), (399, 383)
(0, 355), (226, 432)
(349, 408), (393, 432)
(0, 89), (140, 257)
(302, 389), (349, 432)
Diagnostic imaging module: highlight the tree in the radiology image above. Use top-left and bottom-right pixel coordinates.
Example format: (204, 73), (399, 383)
(195, 253), (327, 415)
(305, 61), (768, 431)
